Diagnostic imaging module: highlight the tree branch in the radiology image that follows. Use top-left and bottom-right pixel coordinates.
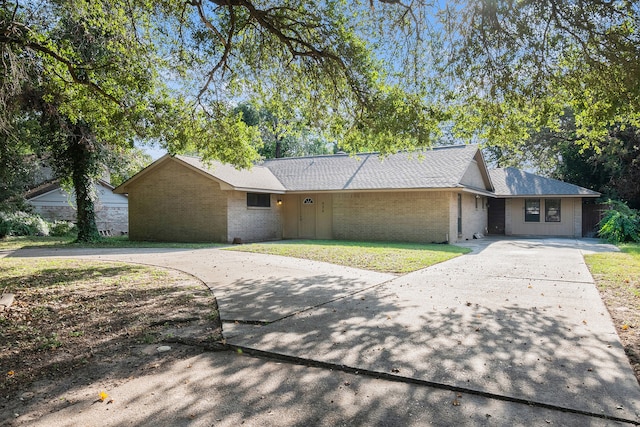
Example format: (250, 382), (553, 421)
(24, 42), (122, 106)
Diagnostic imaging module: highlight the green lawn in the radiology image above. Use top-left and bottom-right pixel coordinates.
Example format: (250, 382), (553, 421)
(224, 240), (470, 274)
(0, 235), (225, 251)
(585, 243), (640, 300)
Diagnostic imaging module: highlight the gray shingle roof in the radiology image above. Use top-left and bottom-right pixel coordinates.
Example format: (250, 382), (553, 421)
(489, 167), (600, 197)
(263, 144), (480, 191)
(176, 155), (286, 193)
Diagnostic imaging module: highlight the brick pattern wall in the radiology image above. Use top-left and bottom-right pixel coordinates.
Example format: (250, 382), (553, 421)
(127, 160), (228, 242)
(460, 193), (489, 240)
(227, 192), (282, 243)
(32, 203), (128, 236)
(32, 205), (75, 223)
(95, 205), (128, 235)
(332, 191), (452, 243)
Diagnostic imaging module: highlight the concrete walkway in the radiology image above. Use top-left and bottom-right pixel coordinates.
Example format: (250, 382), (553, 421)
(5, 238), (640, 425)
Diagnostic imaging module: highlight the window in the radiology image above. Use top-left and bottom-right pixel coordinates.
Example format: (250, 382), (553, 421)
(303, 197), (314, 205)
(247, 193), (270, 207)
(545, 199), (561, 222)
(525, 199), (540, 222)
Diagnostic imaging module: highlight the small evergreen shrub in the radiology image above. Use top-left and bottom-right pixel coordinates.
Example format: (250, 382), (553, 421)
(598, 200), (640, 244)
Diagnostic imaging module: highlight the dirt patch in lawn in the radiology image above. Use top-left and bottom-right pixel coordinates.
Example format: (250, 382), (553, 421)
(595, 284), (640, 384)
(0, 258), (222, 423)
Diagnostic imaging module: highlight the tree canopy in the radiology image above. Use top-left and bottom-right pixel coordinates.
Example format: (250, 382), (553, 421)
(2, 0), (639, 238)
(3, 1), (639, 156)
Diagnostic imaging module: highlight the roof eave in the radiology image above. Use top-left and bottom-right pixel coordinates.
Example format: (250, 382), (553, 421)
(229, 186), (286, 194)
(492, 193), (601, 198)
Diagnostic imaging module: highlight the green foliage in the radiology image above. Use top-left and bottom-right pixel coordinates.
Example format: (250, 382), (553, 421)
(487, 112), (640, 210)
(235, 102), (332, 159)
(49, 221), (76, 237)
(341, 86), (446, 153)
(440, 0), (640, 148)
(0, 211), (76, 238)
(0, 211), (50, 237)
(0, 218), (10, 239)
(2, 0), (639, 246)
(599, 200), (640, 244)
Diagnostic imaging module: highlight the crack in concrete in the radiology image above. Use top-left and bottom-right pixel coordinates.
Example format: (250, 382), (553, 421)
(222, 343), (640, 426)
(487, 275), (596, 285)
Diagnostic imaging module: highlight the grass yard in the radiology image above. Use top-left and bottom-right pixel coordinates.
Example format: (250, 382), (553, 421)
(0, 236), (74, 251)
(584, 243), (640, 382)
(0, 235), (225, 251)
(0, 257), (221, 401)
(225, 240), (470, 274)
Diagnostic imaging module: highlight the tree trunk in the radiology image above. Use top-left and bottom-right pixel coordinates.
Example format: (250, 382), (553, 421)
(69, 126), (100, 242)
(275, 136), (283, 158)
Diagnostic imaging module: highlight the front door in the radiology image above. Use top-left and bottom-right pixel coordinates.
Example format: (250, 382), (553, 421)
(487, 198), (505, 234)
(300, 196), (316, 238)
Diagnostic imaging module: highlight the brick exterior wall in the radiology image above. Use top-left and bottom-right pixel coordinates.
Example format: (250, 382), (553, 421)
(29, 187), (128, 235)
(31, 205), (76, 223)
(460, 192), (489, 240)
(95, 205), (129, 235)
(127, 160), (228, 242)
(227, 192), (282, 243)
(332, 191), (453, 243)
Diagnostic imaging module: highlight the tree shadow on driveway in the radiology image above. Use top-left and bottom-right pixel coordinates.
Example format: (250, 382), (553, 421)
(222, 275), (640, 423)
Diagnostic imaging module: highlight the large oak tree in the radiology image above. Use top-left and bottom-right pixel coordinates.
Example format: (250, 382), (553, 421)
(2, 0), (639, 240)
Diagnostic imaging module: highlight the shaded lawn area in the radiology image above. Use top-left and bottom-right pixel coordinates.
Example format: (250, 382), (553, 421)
(0, 235), (225, 251)
(224, 240), (470, 274)
(584, 243), (640, 383)
(0, 258), (221, 401)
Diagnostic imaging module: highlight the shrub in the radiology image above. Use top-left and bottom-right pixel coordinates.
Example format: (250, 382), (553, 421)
(0, 211), (50, 236)
(598, 200), (640, 244)
(49, 221), (76, 237)
(0, 218), (10, 239)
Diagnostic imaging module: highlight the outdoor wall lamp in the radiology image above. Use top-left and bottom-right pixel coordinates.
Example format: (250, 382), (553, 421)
(277, 198), (283, 205)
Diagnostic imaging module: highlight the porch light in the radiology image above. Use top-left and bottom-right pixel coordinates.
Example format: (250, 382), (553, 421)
(277, 198), (283, 205)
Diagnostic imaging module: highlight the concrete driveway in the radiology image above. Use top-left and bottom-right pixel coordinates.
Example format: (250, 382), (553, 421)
(7, 238), (640, 425)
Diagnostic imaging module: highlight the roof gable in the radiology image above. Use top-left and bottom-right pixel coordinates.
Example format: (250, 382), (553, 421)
(489, 167), (600, 197)
(263, 144), (484, 191)
(114, 154), (286, 194)
(26, 179), (119, 200)
(175, 155), (286, 193)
